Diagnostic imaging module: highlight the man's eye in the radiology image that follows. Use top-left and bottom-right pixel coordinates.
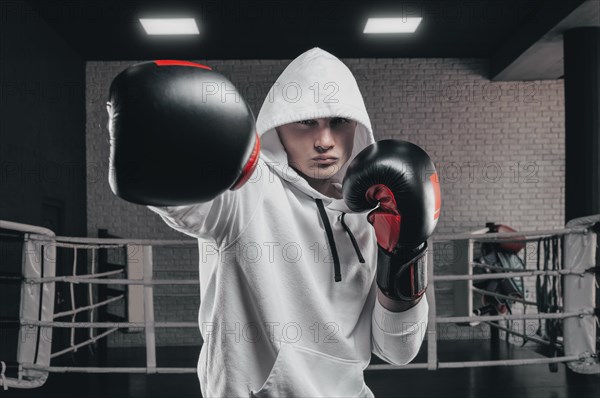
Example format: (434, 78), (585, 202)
(297, 120), (316, 126)
(332, 117), (351, 124)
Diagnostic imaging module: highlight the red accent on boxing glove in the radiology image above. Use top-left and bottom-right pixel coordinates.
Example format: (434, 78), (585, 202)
(154, 60), (212, 70)
(431, 173), (441, 220)
(365, 184), (402, 253)
(231, 133), (261, 190)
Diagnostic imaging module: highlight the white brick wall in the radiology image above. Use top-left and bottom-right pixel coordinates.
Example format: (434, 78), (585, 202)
(86, 57), (564, 347)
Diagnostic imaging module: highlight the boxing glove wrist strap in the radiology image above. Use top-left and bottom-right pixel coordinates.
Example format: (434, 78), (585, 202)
(376, 241), (428, 304)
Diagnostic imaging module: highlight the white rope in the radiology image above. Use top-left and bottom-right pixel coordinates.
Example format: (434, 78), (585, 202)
(50, 328), (118, 359)
(472, 261), (518, 271)
(23, 364), (197, 374)
(437, 310), (594, 324)
(425, 238), (438, 370)
(434, 268), (587, 282)
(47, 242), (129, 249)
(433, 226), (588, 242)
(26, 277), (198, 285)
(143, 246), (157, 373)
(26, 226), (589, 246)
(1, 361), (6, 391)
(88, 248), (96, 343)
(471, 286), (539, 307)
(21, 320), (197, 328)
(49, 269), (588, 289)
(482, 320), (555, 347)
(21, 311), (593, 330)
(53, 294), (124, 319)
(19, 354), (587, 374)
(25, 269), (125, 284)
(366, 354), (585, 370)
(77, 269), (126, 278)
(27, 233), (196, 246)
(70, 248), (77, 353)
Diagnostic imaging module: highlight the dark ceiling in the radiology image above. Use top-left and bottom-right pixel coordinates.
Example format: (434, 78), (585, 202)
(22, 0), (578, 61)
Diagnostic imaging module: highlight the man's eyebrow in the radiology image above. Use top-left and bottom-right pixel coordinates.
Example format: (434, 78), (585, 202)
(295, 117), (352, 124)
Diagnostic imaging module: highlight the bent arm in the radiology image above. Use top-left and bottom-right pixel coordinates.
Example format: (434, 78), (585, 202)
(371, 294), (429, 366)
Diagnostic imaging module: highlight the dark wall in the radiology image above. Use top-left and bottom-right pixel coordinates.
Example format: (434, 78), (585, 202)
(0, 0), (86, 237)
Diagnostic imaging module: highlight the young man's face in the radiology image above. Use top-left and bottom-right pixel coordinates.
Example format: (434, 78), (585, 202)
(276, 117), (356, 180)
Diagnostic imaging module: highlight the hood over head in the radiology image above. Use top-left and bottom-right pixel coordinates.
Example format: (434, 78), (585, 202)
(255, 47), (375, 211)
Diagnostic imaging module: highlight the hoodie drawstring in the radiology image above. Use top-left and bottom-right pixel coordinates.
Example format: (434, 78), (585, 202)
(339, 213), (365, 264)
(315, 199), (366, 283)
(315, 199), (342, 282)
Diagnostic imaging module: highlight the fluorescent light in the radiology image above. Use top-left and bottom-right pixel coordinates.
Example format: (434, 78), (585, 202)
(139, 18), (199, 35)
(363, 17), (422, 34)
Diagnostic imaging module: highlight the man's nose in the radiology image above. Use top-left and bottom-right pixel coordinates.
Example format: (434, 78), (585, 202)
(314, 127), (335, 152)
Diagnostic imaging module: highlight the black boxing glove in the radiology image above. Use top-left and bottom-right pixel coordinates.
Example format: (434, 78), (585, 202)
(107, 60), (259, 206)
(343, 140), (441, 310)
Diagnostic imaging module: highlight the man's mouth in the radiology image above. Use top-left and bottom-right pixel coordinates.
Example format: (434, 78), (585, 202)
(312, 156), (338, 165)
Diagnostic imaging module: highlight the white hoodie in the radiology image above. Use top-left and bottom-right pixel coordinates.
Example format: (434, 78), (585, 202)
(148, 47), (428, 398)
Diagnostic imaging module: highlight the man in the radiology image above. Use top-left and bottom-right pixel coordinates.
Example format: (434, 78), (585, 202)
(108, 47), (438, 397)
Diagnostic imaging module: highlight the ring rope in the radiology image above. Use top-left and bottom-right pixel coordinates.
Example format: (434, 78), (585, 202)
(471, 286), (540, 307)
(20, 320), (198, 328)
(433, 226), (588, 242)
(1, 220), (596, 384)
(437, 310), (593, 324)
(482, 320), (557, 347)
(70, 248), (77, 352)
(434, 268), (587, 282)
(25, 225), (589, 247)
(0, 361), (6, 391)
(17, 313), (593, 330)
(50, 328), (119, 359)
(472, 261), (523, 272)
(20, 354), (589, 374)
(28, 233), (196, 246)
(23, 267), (587, 286)
(25, 277), (198, 285)
(89, 248), (96, 344)
(23, 364), (197, 374)
(53, 295), (124, 319)
(368, 353), (588, 370)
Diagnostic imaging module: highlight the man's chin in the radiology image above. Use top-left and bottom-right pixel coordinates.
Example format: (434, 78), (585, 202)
(306, 164), (341, 180)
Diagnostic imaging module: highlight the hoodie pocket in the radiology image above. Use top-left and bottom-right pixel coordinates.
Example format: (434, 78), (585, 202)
(250, 342), (366, 398)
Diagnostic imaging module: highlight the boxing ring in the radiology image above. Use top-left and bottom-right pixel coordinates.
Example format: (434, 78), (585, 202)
(0, 216), (598, 389)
